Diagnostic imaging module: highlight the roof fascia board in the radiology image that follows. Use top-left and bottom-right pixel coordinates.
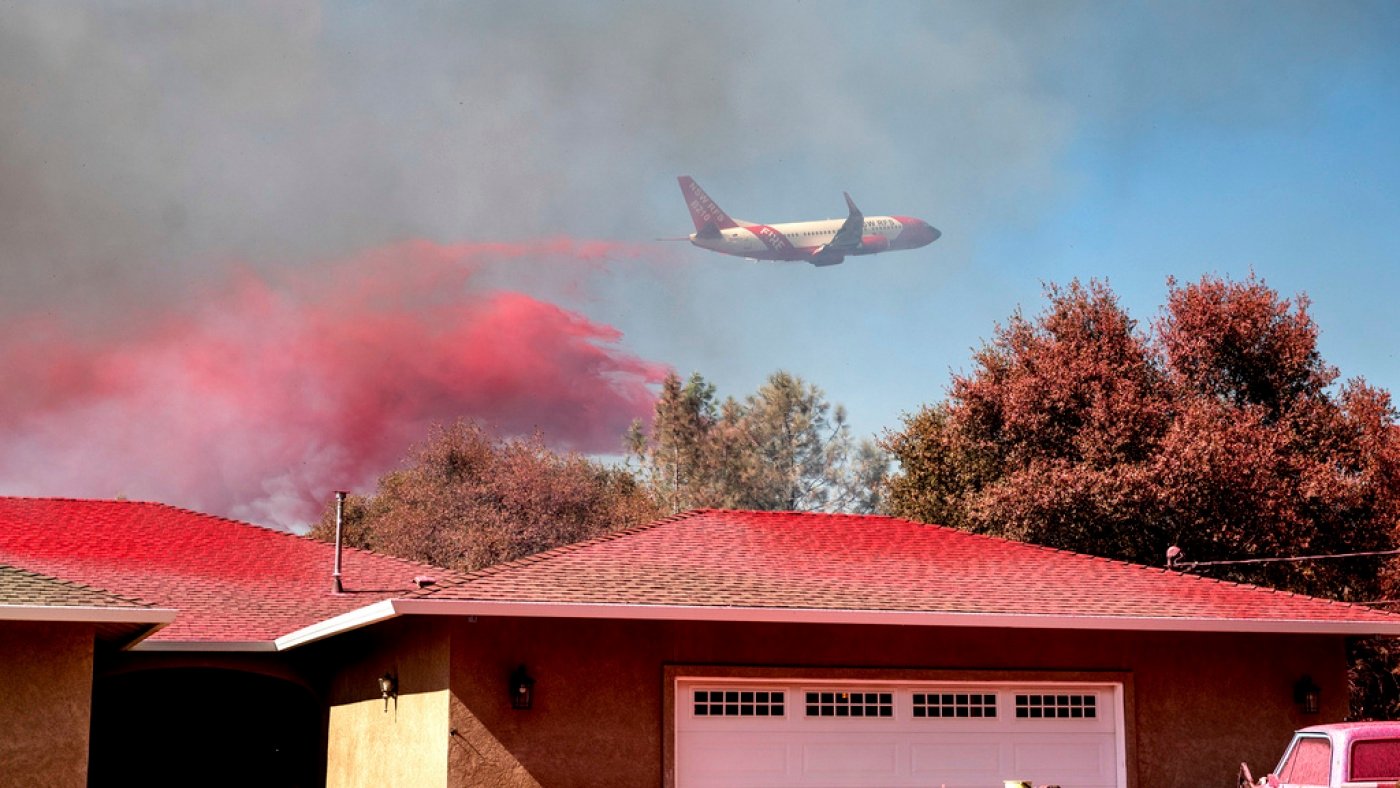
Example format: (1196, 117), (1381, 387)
(390, 599), (1400, 636)
(273, 599), (401, 651)
(130, 640), (277, 652)
(0, 605), (177, 625)
(258, 597), (1400, 654)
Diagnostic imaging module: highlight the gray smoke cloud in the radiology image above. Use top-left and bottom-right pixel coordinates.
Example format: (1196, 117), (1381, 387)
(2, 0), (1396, 524)
(5, 1), (1389, 322)
(0, 3), (754, 320)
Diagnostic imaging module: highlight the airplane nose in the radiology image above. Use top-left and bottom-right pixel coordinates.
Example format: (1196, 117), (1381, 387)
(896, 217), (941, 247)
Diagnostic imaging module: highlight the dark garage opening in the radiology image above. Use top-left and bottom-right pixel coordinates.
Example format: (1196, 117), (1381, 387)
(89, 668), (322, 787)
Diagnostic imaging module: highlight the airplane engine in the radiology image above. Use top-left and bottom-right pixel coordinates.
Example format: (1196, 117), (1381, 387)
(859, 235), (890, 253)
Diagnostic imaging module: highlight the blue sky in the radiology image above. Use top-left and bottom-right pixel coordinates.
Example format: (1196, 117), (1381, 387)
(584, 0), (1400, 440)
(4, 1), (1400, 520)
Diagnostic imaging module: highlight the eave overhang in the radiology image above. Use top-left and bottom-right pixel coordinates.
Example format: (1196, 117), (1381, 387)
(0, 604), (175, 625)
(0, 604), (177, 649)
(129, 639), (278, 652)
(269, 597), (1400, 651)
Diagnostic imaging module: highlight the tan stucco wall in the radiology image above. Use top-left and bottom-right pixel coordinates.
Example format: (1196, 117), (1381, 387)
(324, 618), (452, 788)
(0, 621), (96, 788)
(442, 617), (1346, 787)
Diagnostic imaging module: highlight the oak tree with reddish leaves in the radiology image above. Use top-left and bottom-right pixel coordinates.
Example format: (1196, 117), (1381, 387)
(885, 275), (1400, 715)
(885, 275), (1400, 600)
(310, 420), (660, 573)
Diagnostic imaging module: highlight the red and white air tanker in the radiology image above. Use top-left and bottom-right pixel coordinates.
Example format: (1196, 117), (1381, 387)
(676, 176), (940, 266)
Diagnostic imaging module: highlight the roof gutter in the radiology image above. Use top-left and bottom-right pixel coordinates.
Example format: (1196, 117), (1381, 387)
(270, 597), (1400, 651)
(0, 604), (176, 625)
(130, 640), (278, 652)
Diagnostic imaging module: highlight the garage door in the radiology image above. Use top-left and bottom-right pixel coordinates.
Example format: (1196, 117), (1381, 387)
(676, 679), (1123, 787)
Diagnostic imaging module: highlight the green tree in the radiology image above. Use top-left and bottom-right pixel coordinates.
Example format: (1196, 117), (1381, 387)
(629, 370), (887, 514)
(624, 372), (720, 513)
(310, 420), (660, 573)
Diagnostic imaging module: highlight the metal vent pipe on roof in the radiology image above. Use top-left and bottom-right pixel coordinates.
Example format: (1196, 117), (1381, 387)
(333, 491), (346, 594)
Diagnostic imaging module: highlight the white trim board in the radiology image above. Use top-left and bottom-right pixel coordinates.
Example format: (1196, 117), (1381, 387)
(0, 604), (175, 625)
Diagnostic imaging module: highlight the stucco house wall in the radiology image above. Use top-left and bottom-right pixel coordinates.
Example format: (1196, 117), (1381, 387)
(430, 616), (1342, 787)
(0, 621), (96, 788)
(324, 617), (454, 788)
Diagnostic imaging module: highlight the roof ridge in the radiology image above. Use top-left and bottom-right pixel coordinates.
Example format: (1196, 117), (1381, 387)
(418, 509), (707, 595)
(688, 507), (907, 520)
(420, 509), (1003, 594)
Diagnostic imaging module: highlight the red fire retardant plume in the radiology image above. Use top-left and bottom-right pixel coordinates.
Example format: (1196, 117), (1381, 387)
(0, 239), (668, 528)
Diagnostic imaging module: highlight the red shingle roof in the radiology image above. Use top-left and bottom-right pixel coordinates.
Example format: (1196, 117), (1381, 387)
(5, 501), (1396, 648)
(0, 497), (463, 644)
(417, 509), (1400, 630)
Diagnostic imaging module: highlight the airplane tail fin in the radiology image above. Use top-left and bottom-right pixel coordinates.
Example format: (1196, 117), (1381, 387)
(678, 176), (739, 237)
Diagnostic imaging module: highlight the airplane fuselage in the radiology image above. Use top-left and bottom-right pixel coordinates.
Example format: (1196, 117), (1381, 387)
(689, 215), (937, 262)
(676, 176), (940, 267)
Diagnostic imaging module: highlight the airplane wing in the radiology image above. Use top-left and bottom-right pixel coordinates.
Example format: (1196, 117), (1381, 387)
(829, 193), (864, 250)
(808, 192), (863, 265)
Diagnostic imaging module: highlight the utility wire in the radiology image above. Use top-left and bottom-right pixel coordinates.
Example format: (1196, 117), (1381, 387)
(1176, 547), (1400, 570)
(1169, 547), (1400, 608)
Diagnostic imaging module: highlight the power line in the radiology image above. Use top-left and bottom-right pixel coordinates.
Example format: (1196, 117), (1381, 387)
(1168, 546), (1400, 608)
(1176, 547), (1400, 570)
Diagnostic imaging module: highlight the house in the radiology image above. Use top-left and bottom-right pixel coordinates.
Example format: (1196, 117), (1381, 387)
(3, 498), (1399, 787)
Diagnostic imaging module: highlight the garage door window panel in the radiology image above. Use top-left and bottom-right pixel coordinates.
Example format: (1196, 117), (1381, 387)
(1015, 692), (1097, 719)
(913, 692), (998, 719)
(692, 689), (786, 717)
(804, 691), (893, 718)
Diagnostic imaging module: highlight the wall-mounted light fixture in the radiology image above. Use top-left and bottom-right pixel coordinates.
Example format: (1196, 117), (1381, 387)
(1294, 675), (1320, 714)
(510, 665), (535, 710)
(379, 672), (398, 712)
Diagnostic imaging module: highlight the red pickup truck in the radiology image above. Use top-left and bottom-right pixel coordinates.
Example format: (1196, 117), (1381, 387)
(1242, 722), (1400, 788)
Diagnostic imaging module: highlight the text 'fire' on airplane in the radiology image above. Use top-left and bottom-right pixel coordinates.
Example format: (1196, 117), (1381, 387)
(673, 176), (940, 267)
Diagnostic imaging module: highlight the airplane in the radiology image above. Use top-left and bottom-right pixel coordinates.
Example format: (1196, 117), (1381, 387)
(675, 176), (940, 267)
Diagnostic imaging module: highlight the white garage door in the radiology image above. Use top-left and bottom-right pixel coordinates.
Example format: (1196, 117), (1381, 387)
(676, 679), (1124, 788)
